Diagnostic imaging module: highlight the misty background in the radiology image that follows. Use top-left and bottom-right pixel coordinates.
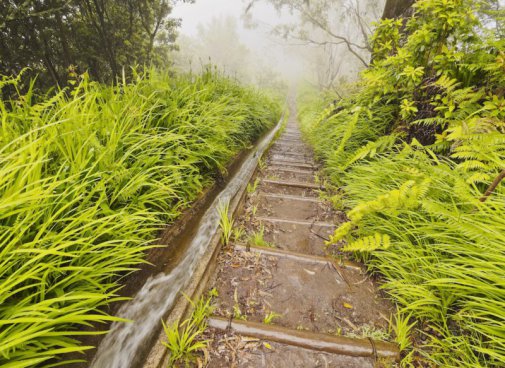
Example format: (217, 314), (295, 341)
(171, 0), (386, 91)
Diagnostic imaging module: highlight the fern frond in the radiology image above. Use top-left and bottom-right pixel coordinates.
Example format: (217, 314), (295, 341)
(466, 172), (491, 184)
(342, 134), (399, 169)
(433, 75), (461, 91)
(343, 233), (391, 252)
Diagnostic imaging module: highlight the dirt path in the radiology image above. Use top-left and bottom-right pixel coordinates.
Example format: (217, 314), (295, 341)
(202, 105), (399, 367)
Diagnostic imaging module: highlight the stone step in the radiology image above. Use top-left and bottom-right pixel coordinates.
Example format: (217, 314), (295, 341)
(269, 154), (314, 165)
(261, 179), (323, 190)
(259, 192), (322, 203)
(234, 244), (361, 270)
(212, 247), (393, 339)
(250, 216), (335, 255)
(266, 166), (315, 175)
(256, 193), (334, 222)
(264, 167), (315, 182)
(269, 150), (312, 157)
(267, 161), (316, 170)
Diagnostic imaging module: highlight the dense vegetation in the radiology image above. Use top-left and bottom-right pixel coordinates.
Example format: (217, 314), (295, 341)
(0, 69), (280, 367)
(0, 0), (188, 88)
(300, 0), (505, 366)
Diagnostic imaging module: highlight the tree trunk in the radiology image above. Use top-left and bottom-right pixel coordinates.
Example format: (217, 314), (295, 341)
(56, 10), (72, 68)
(382, 0), (415, 19)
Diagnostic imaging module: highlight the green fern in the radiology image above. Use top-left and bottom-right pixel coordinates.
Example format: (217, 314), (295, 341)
(342, 134), (399, 169)
(343, 233), (391, 252)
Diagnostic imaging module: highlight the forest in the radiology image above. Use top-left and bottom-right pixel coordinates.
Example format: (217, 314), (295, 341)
(1, 0), (504, 367)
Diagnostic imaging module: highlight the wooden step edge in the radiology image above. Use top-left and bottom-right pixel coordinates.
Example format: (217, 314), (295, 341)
(280, 135), (302, 139)
(259, 192), (321, 203)
(208, 317), (400, 361)
(234, 244), (362, 271)
(272, 142), (307, 148)
(262, 179), (323, 189)
(277, 138), (303, 143)
(255, 216), (334, 228)
(269, 151), (313, 159)
(267, 161), (316, 170)
(268, 157), (315, 166)
(265, 166), (316, 175)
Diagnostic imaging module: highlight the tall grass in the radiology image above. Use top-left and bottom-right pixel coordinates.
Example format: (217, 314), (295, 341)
(0, 69), (280, 367)
(298, 1), (505, 364)
(299, 93), (505, 367)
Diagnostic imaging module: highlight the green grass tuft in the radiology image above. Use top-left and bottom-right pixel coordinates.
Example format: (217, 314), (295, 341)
(0, 69), (280, 367)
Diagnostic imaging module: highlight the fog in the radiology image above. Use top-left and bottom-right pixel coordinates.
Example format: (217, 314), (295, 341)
(171, 0), (386, 91)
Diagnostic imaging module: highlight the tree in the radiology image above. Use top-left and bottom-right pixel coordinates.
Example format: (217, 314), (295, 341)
(174, 16), (250, 80)
(0, 0), (187, 88)
(244, 0), (385, 68)
(382, 0), (415, 19)
(242, 0), (385, 91)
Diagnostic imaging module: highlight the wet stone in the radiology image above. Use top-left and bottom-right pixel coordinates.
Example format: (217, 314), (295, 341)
(264, 168), (315, 182)
(259, 220), (332, 256)
(212, 249), (392, 338)
(256, 195), (336, 223)
(269, 154), (313, 165)
(203, 329), (375, 368)
(269, 145), (312, 155)
(258, 181), (319, 197)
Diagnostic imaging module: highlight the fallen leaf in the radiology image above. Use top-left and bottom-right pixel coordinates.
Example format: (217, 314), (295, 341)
(263, 342), (273, 350)
(343, 302), (354, 309)
(304, 268), (316, 275)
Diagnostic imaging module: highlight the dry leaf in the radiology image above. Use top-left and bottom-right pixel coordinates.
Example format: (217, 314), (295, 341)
(241, 337), (260, 342)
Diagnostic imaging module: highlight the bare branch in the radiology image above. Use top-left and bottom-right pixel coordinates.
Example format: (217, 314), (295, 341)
(297, 6), (370, 67)
(480, 169), (505, 202)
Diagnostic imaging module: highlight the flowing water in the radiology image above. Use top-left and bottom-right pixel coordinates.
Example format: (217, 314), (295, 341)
(90, 118), (282, 368)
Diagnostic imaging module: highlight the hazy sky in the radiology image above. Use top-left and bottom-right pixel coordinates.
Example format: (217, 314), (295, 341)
(173, 0), (247, 36)
(172, 0), (305, 80)
(172, 0), (288, 53)
(171, 0), (385, 87)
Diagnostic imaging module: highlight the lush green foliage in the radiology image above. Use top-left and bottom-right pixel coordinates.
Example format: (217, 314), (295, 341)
(162, 289), (217, 366)
(0, 0), (187, 88)
(0, 69), (280, 367)
(300, 0), (505, 366)
(218, 200), (234, 246)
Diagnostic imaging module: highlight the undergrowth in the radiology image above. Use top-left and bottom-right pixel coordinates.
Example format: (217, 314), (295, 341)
(0, 69), (280, 367)
(162, 289), (218, 367)
(300, 1), (505, 367)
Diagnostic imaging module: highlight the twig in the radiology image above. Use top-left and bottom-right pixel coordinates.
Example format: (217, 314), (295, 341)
(330, 262), (352, 291)
(480, 168), (505, 202)
(309, 220), (330, 241)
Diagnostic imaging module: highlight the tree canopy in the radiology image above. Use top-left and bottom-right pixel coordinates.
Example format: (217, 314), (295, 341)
(0, 0), (188, 88)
